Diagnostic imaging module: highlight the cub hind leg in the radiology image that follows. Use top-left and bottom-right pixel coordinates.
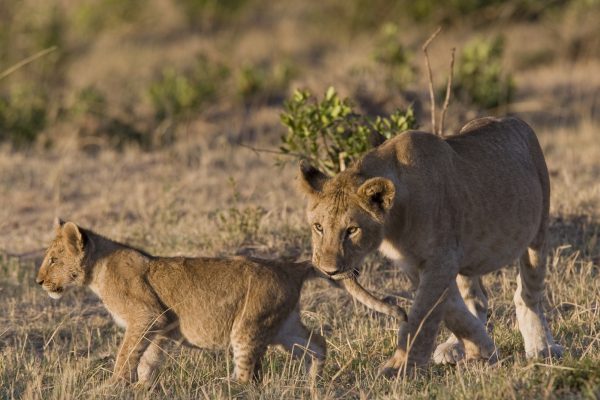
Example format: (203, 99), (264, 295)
(230, 332), (268, 383)
(514, 245), (563, 359)
(434, 275), (493, 364)
(272, 310), (326, 381)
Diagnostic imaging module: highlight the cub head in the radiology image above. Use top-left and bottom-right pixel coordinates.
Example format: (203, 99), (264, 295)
(298, 161), (395, 277)
(36, 218), (87, 299)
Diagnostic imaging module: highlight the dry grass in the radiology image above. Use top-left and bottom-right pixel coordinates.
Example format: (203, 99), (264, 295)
(1, 114), (599, 399)
(1, 1), (600, 398)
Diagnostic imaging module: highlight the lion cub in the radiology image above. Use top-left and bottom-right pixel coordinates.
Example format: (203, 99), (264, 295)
(36, 220), (405, 384)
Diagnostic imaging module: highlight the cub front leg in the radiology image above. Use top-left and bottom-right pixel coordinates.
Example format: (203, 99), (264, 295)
(113, 325), (156, 383)
(381, 259), (456, 376)
(112, 313), (167, 384)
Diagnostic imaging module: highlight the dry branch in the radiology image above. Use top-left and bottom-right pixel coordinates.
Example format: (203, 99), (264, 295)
(439, 48), (456, 136)
(422, 27), (442, 134)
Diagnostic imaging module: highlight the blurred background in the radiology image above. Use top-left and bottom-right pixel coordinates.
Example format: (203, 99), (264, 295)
(1, 0), (598, 150)
(1, 0), (599, 251)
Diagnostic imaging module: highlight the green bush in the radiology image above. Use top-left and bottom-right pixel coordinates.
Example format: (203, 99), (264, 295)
(553, 357), (600, 396)
(73, 0), (146, 36)
(372, 23), (415, 88)
(236, 61), (295, 104)
(455, 36), (514, 109)
(148, 55), (229, 120)
(214, 177), (267, 244)
(280, 87), (416, 176)
(175, 0), (249, 30)
(0, 84), (48, 147)
(70, 86), (107, 118)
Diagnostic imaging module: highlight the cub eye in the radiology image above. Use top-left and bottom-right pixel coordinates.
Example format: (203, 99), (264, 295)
(313, 223), (323, 233)
(49, 257), (56, 265)
(70, 273), (79, 279)
(347, 226), (359, 236)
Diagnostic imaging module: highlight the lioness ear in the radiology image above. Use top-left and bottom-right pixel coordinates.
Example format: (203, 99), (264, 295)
(62, 222), (85, 256)
(357, 178), (395, 211)
(298, 160), (328, 195)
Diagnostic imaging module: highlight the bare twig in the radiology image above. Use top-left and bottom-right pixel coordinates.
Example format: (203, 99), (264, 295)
(439, 48), (456, 137)
(237, 142), (294, 157)
(422, 27), (442, 134)
(0, 46), (58, 82)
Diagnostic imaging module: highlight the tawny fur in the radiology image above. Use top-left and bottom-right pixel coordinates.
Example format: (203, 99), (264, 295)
(299, 117), (563, 375)
(36, 220), (403, 385)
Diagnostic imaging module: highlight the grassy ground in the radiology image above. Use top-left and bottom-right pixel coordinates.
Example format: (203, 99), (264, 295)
(1, 1), (600, 398)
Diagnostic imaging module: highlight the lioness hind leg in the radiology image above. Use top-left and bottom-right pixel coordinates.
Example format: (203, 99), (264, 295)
(434, 275), (493, 364)
(514, 246), (563, 359)
(437, 280), (496, 365)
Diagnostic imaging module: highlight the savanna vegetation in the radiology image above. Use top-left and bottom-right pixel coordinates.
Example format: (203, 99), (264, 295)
(1, 0), (599, 398)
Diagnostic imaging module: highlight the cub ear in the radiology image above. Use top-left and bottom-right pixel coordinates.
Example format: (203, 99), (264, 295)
(357, 177), (395, 211)
(53, 216), (65, 233)
(62, 221), (85, 256)
(298, 160), (328, 196)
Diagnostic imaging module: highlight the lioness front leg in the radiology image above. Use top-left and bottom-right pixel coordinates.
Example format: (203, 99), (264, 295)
(381, 263), (455, 376)
(434, 275), (493, 364)
(437, 281), (496, 364)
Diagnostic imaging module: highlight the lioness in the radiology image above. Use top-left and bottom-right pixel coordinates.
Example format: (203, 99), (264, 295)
(299, 117), (563, 374)
(36, 219), (405, 384)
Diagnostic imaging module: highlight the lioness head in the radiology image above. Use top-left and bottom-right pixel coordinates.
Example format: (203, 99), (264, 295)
(298, 161), (395, 277)
(36, 219), (87, 299)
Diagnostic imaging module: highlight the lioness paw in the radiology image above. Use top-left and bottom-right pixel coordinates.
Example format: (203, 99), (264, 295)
(526, 343), (564, 360)
(433, 341), (465, 365)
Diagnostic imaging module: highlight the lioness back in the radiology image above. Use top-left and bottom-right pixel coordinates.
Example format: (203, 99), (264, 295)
(367, 116), (548, 275)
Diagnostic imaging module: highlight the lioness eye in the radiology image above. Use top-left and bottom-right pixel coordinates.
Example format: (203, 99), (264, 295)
(347, 226), (359, 236)
(313, 223), (323, 233)
(49, 257), (56, 265)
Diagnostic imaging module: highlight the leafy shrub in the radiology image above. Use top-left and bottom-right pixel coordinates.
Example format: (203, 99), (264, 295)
(553, 357), (600, 396)
(0, 84), (48, 147)
(175, 0), (249, 30)
(73, 0), (146, 36)
(236, 61), (295, 104)
(280, 87), (416, 176)
(148, 55), (229, 120)
(70, 86), (107, 118)
(372, 23), (415, 88)
(214, 178), (267, 244)
(455, 36), (514, 109)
